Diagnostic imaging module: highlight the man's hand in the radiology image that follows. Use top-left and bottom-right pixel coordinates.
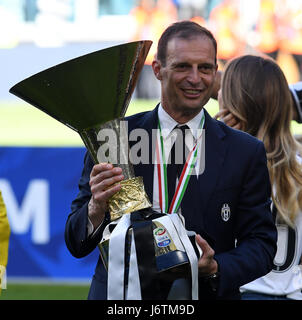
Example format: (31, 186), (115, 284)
(88, 163), (124, 230)
(195, 234), (218, 276)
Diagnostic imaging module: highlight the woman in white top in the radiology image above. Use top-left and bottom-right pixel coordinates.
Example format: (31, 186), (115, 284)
(216, 54), (302, 300)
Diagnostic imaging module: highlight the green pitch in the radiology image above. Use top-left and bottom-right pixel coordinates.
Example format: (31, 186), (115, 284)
(1, 99), (302, 147)
(0, 99), (218, 147)
(0, 283), (90, 300)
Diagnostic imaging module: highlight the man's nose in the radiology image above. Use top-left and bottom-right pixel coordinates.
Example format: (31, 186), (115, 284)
(187, 66), (201, 85)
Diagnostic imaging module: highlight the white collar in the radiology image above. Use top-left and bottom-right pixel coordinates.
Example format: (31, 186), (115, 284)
(157, 103), (205, 141)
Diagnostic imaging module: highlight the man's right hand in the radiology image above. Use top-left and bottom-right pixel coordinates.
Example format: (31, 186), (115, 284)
(88, 163), (124, 230)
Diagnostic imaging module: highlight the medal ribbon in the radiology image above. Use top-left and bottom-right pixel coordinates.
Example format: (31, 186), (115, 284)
(156, 115), (205, 214)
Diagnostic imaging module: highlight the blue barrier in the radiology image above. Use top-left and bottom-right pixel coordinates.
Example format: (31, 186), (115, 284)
(0, 146), (98, 281)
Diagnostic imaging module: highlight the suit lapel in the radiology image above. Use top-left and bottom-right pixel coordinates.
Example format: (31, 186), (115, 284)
(182, 109), (227, 232)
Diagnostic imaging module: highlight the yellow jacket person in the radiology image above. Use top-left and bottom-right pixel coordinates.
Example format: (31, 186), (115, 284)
(0, 190), (10, 294)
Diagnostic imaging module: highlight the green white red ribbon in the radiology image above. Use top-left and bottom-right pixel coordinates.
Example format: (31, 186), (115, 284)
(156, 115), (205, 214)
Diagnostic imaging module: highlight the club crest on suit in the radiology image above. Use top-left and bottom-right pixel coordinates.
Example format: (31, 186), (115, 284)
(221, 203), (231, 222)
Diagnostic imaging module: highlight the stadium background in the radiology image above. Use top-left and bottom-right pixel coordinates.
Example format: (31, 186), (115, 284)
(1, 0), (302, 299)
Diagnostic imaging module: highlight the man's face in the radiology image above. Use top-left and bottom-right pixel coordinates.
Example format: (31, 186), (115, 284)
(153, 36), (217, 120)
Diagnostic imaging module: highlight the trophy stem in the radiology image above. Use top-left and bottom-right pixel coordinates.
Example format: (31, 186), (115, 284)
(79, 119), (151, 220)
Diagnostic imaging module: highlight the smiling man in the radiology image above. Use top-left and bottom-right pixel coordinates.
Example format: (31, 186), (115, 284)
(152, 24), (218, 124)
(65, 21), (277, 300)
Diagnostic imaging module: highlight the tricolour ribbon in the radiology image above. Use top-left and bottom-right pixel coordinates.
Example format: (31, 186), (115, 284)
(156, 115), (205, 214)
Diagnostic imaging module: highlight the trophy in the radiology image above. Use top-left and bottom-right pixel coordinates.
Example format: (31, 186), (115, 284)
(10, 41), (152, 220)
(9, 41), (199, 300)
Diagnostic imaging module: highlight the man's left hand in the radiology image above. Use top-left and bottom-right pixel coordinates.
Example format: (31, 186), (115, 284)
(195, 234), (218, 276)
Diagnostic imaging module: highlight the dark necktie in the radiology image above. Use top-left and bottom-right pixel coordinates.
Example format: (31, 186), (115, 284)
(167, 125), (189, 211)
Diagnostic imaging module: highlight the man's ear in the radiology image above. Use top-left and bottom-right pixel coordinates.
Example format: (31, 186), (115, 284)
(152, 59), (162, 80)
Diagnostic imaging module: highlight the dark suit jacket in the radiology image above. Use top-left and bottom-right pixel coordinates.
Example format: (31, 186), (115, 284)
(65, 106), (277, 300)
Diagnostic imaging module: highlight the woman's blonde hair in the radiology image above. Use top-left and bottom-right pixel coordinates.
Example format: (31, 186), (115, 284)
(221, 55), (302, 226)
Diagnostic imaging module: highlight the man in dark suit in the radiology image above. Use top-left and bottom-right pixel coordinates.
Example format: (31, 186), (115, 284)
(65, 21), (277, 300)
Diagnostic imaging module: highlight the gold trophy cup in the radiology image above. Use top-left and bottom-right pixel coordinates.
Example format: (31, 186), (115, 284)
(9, 41), (153, 221)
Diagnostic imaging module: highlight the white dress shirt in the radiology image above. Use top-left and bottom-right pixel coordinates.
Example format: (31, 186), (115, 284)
(152, 104), (205, 213)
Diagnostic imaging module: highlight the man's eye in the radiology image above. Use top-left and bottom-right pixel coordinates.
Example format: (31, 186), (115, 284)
(199, 65), (214, 73)
(175, 64), (188, 70)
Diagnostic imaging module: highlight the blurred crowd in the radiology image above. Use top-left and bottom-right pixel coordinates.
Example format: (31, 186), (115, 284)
(130, 0), (302, 92)
(131, 0), (302, 80)
(1, 0), (302, 92)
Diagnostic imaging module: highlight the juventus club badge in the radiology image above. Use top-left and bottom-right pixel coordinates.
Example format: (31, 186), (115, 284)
(221, 203), (231, 222)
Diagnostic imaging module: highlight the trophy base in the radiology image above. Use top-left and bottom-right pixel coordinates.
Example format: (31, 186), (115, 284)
(98, 213), (191, 276)
(98, 239), (109, 271)
(98, 238), (190, 276)
(98, 208), (197, 299)
(156, 250), (189, 273)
